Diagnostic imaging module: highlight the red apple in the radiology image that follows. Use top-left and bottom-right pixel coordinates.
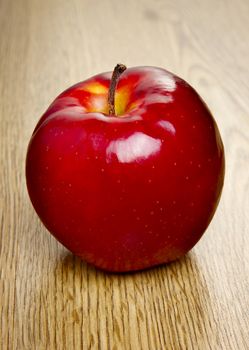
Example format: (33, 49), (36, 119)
(26, 64), (225, 272)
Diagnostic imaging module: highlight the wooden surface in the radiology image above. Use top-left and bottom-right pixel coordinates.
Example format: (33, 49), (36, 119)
(1, 0), (249, 349)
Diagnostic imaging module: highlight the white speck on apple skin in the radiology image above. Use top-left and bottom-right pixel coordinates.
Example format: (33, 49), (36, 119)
(101, 168), (105, 172)
(144, 224), (149, 228)
(58, 157), (62, 161)
(132, 208), (137, 213)
(45, 146), (49, 152)
(172, 200), (176, 205)
(69, 183), (72, 187)
(174, 162), (177, 166)
(148, 179), (152, 184)
(150, 211), (154, 216)
(75, 151), (78, 156)
(185, 176), (189, 180)
(60, 131), (64, 135)
(198, 164), (201, 168)
(45, 166), (48, 170)
(136, 217), (140, 221)
(152, 165), (155, 169)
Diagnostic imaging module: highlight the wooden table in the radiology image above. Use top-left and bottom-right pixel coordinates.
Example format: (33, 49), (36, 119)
(1, 0), (248, 349)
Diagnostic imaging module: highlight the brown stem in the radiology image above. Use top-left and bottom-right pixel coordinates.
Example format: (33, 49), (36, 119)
(108, 64), (127, 116)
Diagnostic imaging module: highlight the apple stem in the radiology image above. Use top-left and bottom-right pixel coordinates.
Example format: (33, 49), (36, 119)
(108, 63), (127, 116)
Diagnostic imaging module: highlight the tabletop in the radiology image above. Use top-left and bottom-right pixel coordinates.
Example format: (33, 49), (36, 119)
(0, 0), (249, 349)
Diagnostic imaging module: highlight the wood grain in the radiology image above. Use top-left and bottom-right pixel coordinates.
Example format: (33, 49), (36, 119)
(1, 0), (249, 349)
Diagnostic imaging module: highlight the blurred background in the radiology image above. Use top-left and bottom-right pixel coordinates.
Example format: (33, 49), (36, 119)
(1, 0), (249, 349)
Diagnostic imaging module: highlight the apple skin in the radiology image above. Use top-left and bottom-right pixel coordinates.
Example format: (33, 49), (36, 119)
(26, 66), (225, 272)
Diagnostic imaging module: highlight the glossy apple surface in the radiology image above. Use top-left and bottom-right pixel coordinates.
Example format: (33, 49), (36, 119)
(26, 66), (225, 272)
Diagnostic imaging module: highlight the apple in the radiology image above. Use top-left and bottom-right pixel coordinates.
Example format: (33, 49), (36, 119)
(26, 64), (225, 272)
